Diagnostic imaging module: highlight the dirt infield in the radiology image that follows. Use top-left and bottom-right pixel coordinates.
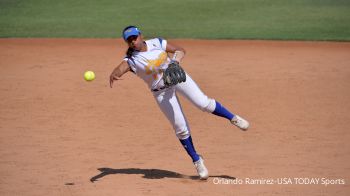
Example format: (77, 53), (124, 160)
(0, 39), (349, 195)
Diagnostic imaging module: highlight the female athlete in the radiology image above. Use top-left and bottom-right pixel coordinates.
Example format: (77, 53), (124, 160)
(109, 26), (249, 180)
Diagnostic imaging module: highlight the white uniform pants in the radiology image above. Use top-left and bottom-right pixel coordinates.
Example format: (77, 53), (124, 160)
(153, 73), (216, 140)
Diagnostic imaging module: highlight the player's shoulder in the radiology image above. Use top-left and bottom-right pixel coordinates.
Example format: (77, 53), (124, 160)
(146, 37), (167, 50)
(146, 37), (165, 45)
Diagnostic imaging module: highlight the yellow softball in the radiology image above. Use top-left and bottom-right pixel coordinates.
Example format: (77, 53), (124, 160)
(84, 71), (95, 81)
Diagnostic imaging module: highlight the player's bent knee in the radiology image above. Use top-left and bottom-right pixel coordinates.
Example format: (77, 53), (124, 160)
(176, 128), (190, 140)
(195, 97), (215, 113)
(202, 98), (216, 113)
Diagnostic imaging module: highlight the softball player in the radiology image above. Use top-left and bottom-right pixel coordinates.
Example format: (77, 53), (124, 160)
(109, 26), (249, 180)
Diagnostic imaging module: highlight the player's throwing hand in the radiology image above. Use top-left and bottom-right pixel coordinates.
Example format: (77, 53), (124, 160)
(109, 61), (129, 88)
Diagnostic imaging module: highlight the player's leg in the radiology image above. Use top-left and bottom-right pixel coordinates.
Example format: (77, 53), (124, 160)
(153, 88), (199, 162)
(153, 88), (209, 179)
(176, 73), (249, 130)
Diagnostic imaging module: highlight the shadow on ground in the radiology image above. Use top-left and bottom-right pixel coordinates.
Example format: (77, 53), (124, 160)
(90, 168), (236, 182)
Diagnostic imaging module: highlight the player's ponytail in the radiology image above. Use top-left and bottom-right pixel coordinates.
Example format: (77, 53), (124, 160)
(126, 47), (134, 58)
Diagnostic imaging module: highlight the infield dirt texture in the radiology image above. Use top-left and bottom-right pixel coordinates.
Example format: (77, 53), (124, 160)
(1, 39), (349, 195)
(1, 0), (350, 196)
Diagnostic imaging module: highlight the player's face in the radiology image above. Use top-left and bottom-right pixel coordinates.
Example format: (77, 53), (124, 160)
(126, 34), (143, 50)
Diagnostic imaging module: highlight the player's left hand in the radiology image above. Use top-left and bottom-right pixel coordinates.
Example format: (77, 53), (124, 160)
(163, 60), (186, 87)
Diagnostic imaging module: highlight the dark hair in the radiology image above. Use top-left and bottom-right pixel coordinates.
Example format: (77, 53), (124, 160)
(122, 25), (137, 33)
(126, 47), (134, 58)
(123, 25), (138, 58)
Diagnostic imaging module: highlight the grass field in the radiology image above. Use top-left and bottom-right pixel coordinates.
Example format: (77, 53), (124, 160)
(0, 0), (349, 40)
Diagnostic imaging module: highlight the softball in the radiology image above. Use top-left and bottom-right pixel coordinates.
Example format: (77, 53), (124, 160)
(84, 71), (95, 81)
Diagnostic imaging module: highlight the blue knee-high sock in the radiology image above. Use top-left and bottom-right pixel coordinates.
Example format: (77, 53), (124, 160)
(180, 136), (200, 162)
(212, 101), (235, 120)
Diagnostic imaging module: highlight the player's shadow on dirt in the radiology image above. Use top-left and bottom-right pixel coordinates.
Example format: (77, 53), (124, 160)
(90, 168), (236, 182)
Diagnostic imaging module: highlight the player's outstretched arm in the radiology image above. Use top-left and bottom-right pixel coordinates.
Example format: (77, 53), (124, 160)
(166, 41), (186, 63)
(109, 61), (131, 88)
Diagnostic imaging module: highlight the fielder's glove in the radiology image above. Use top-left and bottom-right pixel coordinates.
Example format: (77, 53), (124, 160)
(163, 60), (186, 87)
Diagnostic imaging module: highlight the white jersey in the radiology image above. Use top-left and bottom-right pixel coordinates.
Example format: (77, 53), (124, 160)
(124, 38), (170, 90)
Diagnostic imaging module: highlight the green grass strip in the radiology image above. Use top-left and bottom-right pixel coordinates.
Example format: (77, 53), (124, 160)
(0, 0), (349, 40)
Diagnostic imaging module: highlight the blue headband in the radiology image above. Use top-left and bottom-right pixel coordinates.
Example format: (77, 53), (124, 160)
(123, 27), (141, 41)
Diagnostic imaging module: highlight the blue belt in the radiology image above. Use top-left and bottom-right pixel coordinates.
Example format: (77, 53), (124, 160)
(151, 86), (167, 92)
